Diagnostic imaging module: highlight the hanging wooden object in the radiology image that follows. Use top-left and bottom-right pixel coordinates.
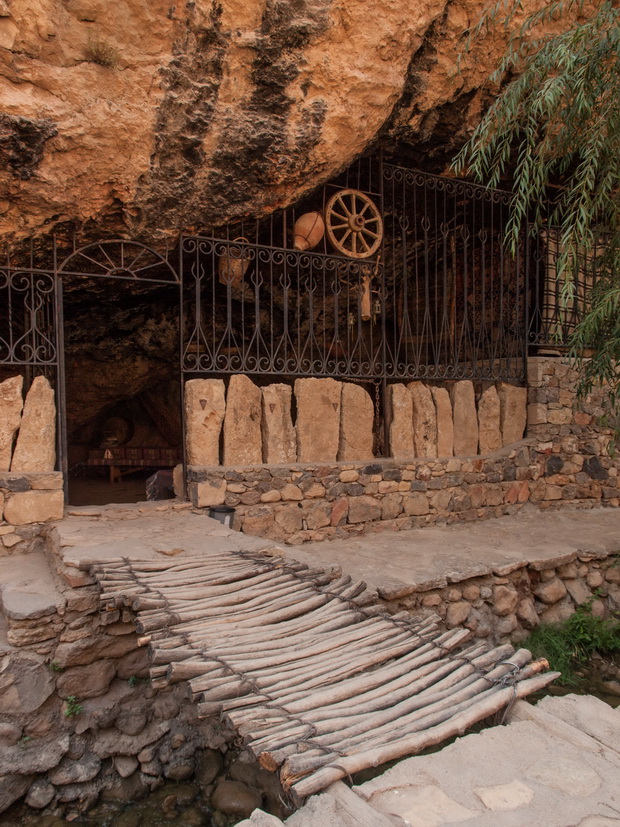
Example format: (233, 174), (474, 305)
(325, 189), (383, 259)
(218, 237), (250, 286)
(293, 212), (325, 251)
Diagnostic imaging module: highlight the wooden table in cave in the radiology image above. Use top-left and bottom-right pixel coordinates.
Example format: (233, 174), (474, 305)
(86, 447), (182, 485)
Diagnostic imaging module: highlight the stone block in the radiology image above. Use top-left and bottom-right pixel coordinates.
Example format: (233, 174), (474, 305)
(338, 382), (374, 461)
(194, 479), (226, 507)
(451, 381), (478, 456)
(11, 376), (55, 472)
(402, 492), (429, 516)
(409, 382), (437, 458)
(275, 504), (304, 533)
(388, 384), (413, 459)
(347, 495), (381, 523)
(185, 378), (225, 465)
(0, 375), (23, 472)
(477, 385), (501, 455)
(431, 386), (453, 457)
(261, 384), (296, 464)
(295, 378), (341, 462)
(0, 651), (55, 714)
(497, 382), (527, 446)
(223, 374), (262, 465)
(3, 489), (64, 525)
(56, 660), (117, 700)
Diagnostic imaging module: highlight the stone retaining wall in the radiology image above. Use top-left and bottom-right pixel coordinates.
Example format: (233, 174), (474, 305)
(0, 473), (64, 554)
(382, 547), (620, 644)
(188, 356), (620, 543)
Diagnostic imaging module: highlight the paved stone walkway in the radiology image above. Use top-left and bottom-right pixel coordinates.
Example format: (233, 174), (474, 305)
(241, 693), (619, 826)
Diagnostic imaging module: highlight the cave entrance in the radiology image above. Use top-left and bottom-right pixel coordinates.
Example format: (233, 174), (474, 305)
(57, 240), (182, 506)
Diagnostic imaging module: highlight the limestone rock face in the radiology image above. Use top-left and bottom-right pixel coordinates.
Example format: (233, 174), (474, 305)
(389, 384), (413, 459)
(338, 382), (374, 461)
(185, 378), (226, 466)
(409, 382), (437, 458)
(477, 385), (501, 455)
(498, 383), (527, 446)
(222, 374), (262, 466)
(295, 378), (341, 463)
(431, 386), (453, 458)
(451, 380), (478, 456)
(0, 0), (576, 240)
(261, 384), (296, 464)
(0, 376), (23, 472)
(10, 376), (55, 472)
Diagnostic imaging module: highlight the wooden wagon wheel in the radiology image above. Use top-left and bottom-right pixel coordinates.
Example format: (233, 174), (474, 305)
(325, 189), (383, 259)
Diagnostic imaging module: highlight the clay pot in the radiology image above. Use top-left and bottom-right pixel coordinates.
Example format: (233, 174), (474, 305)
(293, 212), (325, 251)
(218, 237), (250, 286)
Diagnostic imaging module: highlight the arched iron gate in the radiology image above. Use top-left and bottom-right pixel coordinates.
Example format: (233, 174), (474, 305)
(0, 238), (181, 498)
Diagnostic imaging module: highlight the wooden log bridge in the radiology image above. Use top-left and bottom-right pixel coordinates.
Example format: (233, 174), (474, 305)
(89, 549), (558, 801)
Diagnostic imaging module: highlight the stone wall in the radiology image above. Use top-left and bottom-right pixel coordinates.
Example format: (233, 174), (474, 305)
(0, 473), (64, 554)
(187, 357), (620, 543)
(381, 547), (620, 644)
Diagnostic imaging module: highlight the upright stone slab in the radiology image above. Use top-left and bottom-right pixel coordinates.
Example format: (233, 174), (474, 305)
(0, 376), (23, 472)
(498, 383), (528, 446)
(185, 378), (226, 466)
(388, 383), (414, 459)
(431, 386), (453, 457)
(450, 380), (478, 456)
(261, 383), (296, 464)
(295, 378), (341, 462)
(223, 374), (262, 465)
(10, 376), (55, 472)
(409, 382), (437, 458)
(338, 382), (374, 461)
(478, 385), (502, 454)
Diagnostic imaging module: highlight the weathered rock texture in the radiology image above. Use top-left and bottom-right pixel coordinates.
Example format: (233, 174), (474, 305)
(222, 374), (262, 465)
(0, 376), (23, 471)
(261, 384), (296, 464)
(10, 376), (55, 472)
(185, 378), (226, 466)
(478, 385), (501, 455)
(338, 383), (374, 461)
(409, 382), (437, 458)
(451, 381), (478, 456)
(0, 0), (582, 240)
(431, 386), (453, 458)
(389, 384), (414, 459)
(498, 383), (528, 446)
(295, 378), (341, 462)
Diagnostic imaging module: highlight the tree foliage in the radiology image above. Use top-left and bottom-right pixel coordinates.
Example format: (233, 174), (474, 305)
(453, 0), (620, 407)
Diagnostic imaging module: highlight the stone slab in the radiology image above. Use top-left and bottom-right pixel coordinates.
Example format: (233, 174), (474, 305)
(409, 382), (437, 458)
(498, 382), (528, 446)
(11, 376), (56, 472)
(338, 383), (374, 461)
(295, 378), (341, 463)
(223, 374), (262, 465)
(431, 386), (453, 458)
(185, 378), (226, 466)
(262, 384), (296, 464)
(388, 383), (413, 459)
(0, 376), (23, 472)
(451, 380), (478, 456)
(478, 385), (501, 455)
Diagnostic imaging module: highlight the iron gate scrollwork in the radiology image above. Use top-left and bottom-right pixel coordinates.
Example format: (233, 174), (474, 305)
(181, 161), (527, 383)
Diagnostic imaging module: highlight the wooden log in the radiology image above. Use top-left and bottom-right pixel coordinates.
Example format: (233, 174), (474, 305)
(286, 671), (560, 798)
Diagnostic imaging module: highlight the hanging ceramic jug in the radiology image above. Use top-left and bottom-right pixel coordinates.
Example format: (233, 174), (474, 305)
(218, 237), (250, 286)
(293, 212), (325, 251)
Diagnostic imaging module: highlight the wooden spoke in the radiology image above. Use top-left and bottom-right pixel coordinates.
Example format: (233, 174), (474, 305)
(325, 189), (383, 259)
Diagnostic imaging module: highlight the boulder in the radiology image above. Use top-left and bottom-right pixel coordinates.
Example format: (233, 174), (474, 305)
(451, 381), (478, 456)
(388, 384), (414, 459)
(0, 376), (23, 472)
(223, 374), (262, 465)
(338, 382), (374, 461)
(185, 379), (225, 466)
(11, 376), (55, 472)
(477, 385), (502, 454)
(409, 382), (437, 458)
(497, 383), (527, 446)
(294, 378), (341, 462)
(431, 386), (454, 457)
(261, 384), (296, 464)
